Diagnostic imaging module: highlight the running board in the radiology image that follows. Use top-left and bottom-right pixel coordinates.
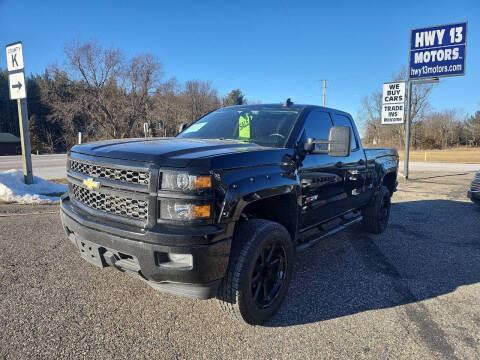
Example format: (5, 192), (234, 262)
(296, 215), (363, 251)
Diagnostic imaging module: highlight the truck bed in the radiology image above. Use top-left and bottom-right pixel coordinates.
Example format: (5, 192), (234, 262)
(364, 148), (398, 160)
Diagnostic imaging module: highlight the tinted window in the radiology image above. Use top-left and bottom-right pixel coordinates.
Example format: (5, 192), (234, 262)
(177, 107), (300, 148)
(302, 109), (333, 140)
(332, 114), (358, 150)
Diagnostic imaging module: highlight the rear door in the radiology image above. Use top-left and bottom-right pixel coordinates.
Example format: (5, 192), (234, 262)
(298, 109), (346, 230)
(331, 113), (368, 211)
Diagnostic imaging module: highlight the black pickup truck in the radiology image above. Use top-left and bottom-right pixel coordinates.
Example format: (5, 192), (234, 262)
(60, 102), (398, 324)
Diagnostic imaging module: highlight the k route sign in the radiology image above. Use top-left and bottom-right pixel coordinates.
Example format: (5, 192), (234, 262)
(409, 22), (467, 79)
(5, 42), (24, 72)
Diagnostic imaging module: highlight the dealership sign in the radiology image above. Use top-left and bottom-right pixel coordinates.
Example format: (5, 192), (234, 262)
(381, 82), (405, 125)
(409, 22), (467, 79)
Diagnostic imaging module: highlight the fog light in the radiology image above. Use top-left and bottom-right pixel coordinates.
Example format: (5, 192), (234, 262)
(166, 253), (193, 268)
(160, 200), (211, 220)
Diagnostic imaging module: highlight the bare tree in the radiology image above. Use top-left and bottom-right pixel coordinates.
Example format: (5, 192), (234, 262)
(153, 78), (185, 136)
(41, 40), (163, 144)
(182, 80), (221, 123)
(359, 67), (435, 148)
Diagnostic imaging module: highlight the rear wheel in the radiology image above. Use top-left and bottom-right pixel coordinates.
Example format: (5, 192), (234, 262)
(216, 219), (294, 325)
(362, 185), (391, 234)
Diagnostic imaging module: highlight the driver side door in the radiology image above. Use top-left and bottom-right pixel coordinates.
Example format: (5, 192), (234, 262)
(299, 109), (346, 230)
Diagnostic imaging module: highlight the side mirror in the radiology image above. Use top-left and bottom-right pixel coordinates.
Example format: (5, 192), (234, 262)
(328, 126), (351, 157)
(303, 126), (351, 157)
(178, 123), (188, 134)
(304, 138), (329, 154)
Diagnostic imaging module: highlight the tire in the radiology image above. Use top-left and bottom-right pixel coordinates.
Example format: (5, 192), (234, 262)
(362, 185), (391, 234)
(216, 219), (294, 325)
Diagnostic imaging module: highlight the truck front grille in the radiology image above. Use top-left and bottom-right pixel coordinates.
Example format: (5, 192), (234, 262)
(70, 160), (150, 185)
(71, 184), (148, 221)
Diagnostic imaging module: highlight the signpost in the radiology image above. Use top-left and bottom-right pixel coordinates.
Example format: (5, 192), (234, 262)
(5, 41), (33, 184)
(381, 82), (405, 125)
(402, 22), (467, 179)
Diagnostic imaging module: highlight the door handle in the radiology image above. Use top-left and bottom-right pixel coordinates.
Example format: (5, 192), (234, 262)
(335, 161), (343, 168)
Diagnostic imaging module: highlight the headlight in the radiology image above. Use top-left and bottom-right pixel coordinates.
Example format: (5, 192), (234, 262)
(159, 199), (211, 221)
(161, 171), (212, 191)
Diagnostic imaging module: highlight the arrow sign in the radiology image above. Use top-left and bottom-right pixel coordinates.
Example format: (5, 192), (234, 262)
(8, 72), (26, 100)
(12, 81), (23, 90)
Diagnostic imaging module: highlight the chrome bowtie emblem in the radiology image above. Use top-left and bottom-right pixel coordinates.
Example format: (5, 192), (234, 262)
(83, 178), (100, 191)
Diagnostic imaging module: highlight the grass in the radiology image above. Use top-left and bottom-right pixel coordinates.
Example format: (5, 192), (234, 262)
(397, 148), (480, 163)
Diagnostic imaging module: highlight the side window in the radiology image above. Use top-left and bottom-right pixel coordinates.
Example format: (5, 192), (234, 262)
(332, 114), (358, 150)
(302, 109), (333, 140)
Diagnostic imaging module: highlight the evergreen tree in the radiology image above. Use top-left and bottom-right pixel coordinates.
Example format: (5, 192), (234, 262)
(29, 115), (43, 153)
(223, 89), (246, 107)
(466, 110), (480, 145)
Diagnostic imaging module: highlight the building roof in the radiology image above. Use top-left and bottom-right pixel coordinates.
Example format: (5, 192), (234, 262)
(0, 133), (21, 143)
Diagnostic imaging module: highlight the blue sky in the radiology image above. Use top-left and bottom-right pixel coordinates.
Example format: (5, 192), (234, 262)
(1, 0), (478, 131)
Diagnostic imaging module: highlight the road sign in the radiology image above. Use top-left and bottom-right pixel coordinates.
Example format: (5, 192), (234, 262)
(409, 22), (467, 79)
(5, 41), (33, 184)
(8, 72), (27, 100)
(5, 42), (24, 72)
(381, 82), (405, 124)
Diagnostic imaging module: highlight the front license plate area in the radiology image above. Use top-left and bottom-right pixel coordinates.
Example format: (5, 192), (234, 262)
(76, 239), (105, 268)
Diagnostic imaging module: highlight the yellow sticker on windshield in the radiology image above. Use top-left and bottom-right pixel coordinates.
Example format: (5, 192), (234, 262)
(238, 113), (251, 139)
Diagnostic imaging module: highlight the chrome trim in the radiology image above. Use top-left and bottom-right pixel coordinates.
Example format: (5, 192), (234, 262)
(67, 152), (159, 227)
(70, 197), (147, 228)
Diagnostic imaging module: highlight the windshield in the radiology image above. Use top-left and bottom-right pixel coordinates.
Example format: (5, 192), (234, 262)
(177, 107), (301, 148)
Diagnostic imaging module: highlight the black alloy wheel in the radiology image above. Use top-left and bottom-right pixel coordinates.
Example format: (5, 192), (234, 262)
(362, 185), (391, 234)
(378, 193), (391, 231)
(216, 219), (294, 325)
(250, 241), (287, 309)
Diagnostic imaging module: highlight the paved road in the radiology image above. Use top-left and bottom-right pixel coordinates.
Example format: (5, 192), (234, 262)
(0, 154), (67, 179)
(399, 161), (480, 174)
(0, 170), (479, 359)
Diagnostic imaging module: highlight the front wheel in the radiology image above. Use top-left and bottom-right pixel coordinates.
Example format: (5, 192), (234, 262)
(216, 219), (294, 325)
(362, 185), (391, 234)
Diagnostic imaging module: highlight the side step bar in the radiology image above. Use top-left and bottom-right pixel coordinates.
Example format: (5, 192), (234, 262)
(296, 215), (363, 251)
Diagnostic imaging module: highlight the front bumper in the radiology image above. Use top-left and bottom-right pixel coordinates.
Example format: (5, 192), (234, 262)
(468, 190), (480, 205)
(60, 195), (231, 299)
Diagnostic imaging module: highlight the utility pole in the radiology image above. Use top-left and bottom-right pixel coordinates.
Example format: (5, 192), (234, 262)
(321, 79), (327, 106)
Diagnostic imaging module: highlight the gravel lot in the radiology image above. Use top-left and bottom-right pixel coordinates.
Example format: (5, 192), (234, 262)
(0, 170), (479, 359)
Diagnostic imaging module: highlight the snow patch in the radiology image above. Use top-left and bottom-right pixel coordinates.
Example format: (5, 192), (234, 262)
(0, 169), (67, 204)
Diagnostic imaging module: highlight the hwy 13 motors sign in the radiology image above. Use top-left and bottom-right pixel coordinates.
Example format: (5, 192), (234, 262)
(409, 22), (467, 79)
(382, 82), (405, 125)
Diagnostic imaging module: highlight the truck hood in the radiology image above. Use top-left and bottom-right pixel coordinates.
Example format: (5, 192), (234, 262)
(70, 138), (291, 169)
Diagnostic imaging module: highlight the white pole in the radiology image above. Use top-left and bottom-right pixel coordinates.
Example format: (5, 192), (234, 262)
(78, 132), (82, 145)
